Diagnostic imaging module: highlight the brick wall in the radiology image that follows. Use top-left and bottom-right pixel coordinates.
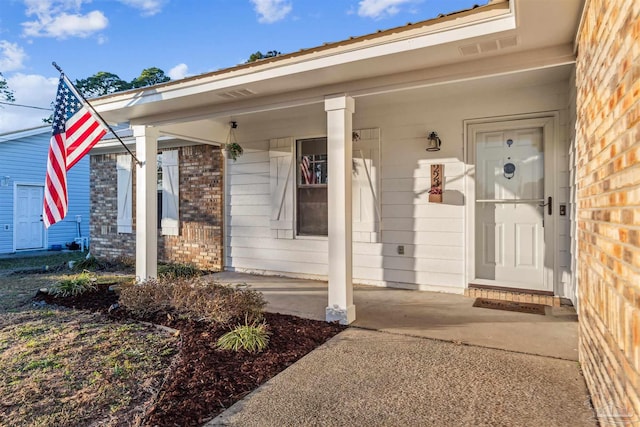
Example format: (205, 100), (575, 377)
(575, 0), (640, 424)
(90, 144), (224, 271)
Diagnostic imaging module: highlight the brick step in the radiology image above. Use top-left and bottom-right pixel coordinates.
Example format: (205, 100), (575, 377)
(464, 286), (561, 307)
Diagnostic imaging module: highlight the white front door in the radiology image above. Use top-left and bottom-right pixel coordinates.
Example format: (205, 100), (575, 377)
(15, 185), (45, 250)
(474, 127), (550, 291)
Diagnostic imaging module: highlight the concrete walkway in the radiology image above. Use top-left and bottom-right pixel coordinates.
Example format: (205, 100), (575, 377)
(206, 272), (595, 426)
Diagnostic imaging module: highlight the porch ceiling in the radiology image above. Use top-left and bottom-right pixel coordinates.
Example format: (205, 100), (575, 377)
(153, 64), (573, 142)
(92, 0), (583, 126)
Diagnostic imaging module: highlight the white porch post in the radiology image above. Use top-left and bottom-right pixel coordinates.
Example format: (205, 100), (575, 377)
(132, 125), (158, 281)
(325, 94), (356, 325)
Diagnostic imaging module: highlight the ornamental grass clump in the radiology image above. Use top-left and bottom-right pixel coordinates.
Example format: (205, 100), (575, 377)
(171, 278), (266, 325)
(216, 318), (270, 353)
(49, 270), (97, 297)
(118, 278), (173, 318)
(119, 277), (267, 325)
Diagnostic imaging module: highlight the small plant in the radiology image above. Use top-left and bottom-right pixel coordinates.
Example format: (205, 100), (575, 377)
(72, 255), (103, 271)
(216, 317), (270, 353)
(226, 142), (244, 161)
(49, 271), (97, 297)
(158, 262), (203, 279)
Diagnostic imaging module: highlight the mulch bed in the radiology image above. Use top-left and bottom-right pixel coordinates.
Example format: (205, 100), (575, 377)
(33, 284), (345, 426)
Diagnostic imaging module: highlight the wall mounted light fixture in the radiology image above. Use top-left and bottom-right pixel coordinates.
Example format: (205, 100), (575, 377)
(0, 176), (10, 187)
(426, 131), (442, 152)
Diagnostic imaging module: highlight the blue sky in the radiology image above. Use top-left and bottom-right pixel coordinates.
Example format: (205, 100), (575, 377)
(0, 0), (486, 133)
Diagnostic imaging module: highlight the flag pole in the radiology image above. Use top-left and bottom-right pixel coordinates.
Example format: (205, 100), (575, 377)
(52, 62), (143, 166)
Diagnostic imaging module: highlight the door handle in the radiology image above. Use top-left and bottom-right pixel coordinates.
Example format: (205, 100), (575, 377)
(538, 196), (552, 215)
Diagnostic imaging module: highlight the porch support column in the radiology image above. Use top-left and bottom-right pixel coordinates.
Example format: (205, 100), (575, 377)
(325, 94), (356, 325)
(132, 125), (158, 281)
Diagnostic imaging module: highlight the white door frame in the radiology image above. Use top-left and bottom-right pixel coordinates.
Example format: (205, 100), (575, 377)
(13, 182), (47, 252)
(464, 113), (558, 293)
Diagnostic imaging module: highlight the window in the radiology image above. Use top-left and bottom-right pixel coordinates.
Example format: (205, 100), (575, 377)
(297, 137), (327, 236)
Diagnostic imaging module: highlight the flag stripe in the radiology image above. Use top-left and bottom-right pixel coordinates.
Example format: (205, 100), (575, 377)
(43, 75), (107, 228)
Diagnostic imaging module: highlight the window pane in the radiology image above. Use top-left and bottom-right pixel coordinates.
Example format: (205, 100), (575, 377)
(297, 187), (328, 235)
(297, 137), (328, 236)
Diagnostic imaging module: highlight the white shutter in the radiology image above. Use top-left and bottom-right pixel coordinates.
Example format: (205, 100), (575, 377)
(161, 150), (179, 236)
(269, 137), (294, 239)
(116, 154), (133, 234)
(352, 128), (381, 243)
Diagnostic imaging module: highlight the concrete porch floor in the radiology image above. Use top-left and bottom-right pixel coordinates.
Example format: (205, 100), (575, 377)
(207, 272), (595, 426)
(211, 271), (579, 360)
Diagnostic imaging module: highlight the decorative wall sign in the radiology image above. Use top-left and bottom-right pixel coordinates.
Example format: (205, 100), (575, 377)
(428, 164), (444, 203)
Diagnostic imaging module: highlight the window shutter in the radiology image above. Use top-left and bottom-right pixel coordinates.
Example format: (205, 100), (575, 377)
(161, 150), (179, 236)
(116, 154), (133, 234)
(352, 128), (381, 243)
(269, 137), (294, 239)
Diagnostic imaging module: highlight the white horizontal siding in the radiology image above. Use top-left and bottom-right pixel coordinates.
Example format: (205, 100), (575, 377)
(225, 79), (571, 293)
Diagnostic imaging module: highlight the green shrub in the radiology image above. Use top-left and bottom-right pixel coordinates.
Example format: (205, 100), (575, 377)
(49, 271), (97, 297)
(158, 262), (203, 279)
(216, 319), (270, 353)
(119, 277), (266, 325)
(72, 255), (103, 271)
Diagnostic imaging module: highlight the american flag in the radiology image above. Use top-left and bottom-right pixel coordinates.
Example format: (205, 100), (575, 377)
(43, 75), (107, 228)
(300, 155), (315, 185)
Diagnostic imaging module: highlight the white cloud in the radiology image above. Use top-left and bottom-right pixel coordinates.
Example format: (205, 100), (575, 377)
(21, 0), (108, 39)
(116, 0), (166, 16)
(357, 0), (413, 19)
(0, 41), (28, 72)
(0, 73), (58, 133)
(168, 63), (189, 80)
(250, 0), (292, 23)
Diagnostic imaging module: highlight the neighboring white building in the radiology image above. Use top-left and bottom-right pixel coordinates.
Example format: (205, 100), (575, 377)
(0, 127), (90, 254)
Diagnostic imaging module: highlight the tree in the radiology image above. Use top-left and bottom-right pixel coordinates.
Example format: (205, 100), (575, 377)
(246, 50), (281, 63)
(130, 67), (170, 88)
(75, 71), (131, 98)
(0, 72), (15, 102)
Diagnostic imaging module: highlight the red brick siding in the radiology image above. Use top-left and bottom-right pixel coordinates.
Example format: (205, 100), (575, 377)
(90, 145), (224, 270)
(575, 0), (640, 423)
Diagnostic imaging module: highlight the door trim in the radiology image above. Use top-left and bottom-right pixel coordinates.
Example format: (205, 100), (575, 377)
(464, 113), (558, 293)
(13, 182), (47, 252)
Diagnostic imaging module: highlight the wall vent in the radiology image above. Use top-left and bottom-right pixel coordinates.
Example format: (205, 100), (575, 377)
(218, 88), (257, 99)
(459, 36), (518, 56)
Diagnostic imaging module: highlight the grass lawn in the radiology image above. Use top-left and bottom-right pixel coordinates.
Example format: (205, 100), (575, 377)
(0, 251), (86, 271)
(0, 310), (178, 426)
(0, 253), (177, 426)
(0, 252), (133, 312)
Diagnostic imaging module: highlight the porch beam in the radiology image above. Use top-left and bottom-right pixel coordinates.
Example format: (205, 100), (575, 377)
(132, 125), (159, 281)
(325, 94), (356, 325)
